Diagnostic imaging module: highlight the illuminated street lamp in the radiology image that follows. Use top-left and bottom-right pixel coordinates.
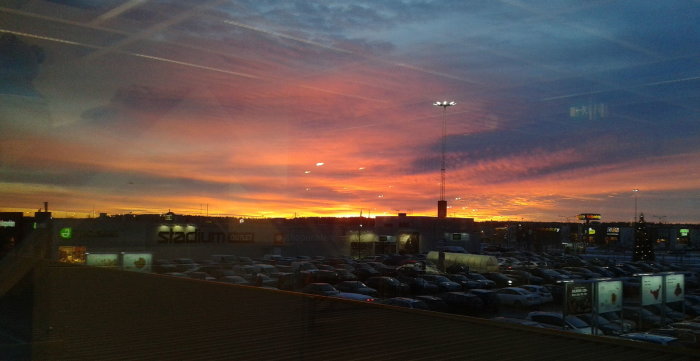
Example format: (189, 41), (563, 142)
(433, 100), (456, 218)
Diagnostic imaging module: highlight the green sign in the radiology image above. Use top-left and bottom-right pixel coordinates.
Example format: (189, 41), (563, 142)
(680, 229), (689, 237)
(59, 227), (73, 239)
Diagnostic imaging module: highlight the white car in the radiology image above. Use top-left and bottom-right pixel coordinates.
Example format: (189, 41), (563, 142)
(520, 285), (554, 303)
(495, 287), (542, 307)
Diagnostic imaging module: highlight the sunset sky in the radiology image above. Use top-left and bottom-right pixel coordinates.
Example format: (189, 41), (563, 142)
(1, 0), (700, 222)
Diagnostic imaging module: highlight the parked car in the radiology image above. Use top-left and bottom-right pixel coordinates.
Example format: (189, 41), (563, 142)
(419, 274), (462, 292)
(520, 285), (553, 304)
(491, 317), (558, 330)
(647, 328), (700, 348)
(530, 268), (569, 284)
(560, 267), (602, 279)
(482, 272), (516, 288)
(335, 269), (359, 282)
(618, 333), (681, 346)
(622, 307), (664, 329)
(669, 321), (700, 332)
(301, 283), (340, 296)
(501, 270), (544, 285)
(334, 281), (378, 297)
(599, 311), (636, 333)
(465, 273), (496, 289)
(313, 269), (339, 284)
(439, 292), (485, 316)
(365, 277), (410, 297)
(185, 271), (216, 281)
(526, 312), (592, 334)
(446, 274), (483, 290)
(332, 292), (376, 302)
(645, 304), (687, 323)
(153, 259), (177, 273)
(468, 289), (500, 315)
(378, 297), (429, 310)
(218, 275), (251, 285)
(399, 276), (440, 295)
(172, 258), (199, 272)
(495, 287), (542, 308)
(354, 263), (381, 280)
(578, 314), (625, 336)
(414, 295), (449, 312)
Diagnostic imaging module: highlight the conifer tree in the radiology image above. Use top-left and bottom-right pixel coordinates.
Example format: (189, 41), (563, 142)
(633, 213), (655, 261)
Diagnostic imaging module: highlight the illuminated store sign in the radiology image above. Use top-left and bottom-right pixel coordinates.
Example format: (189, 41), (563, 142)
(606, 227), (619, 235)
(157, 225), (254, 244)
(679, 229), (689, 237)
(59, 227), (73, 239)
(577, 213), (601, 221)
(0, 220), (16, 227)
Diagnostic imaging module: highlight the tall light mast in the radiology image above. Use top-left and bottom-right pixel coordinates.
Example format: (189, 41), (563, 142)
(433, 100), (456, 218)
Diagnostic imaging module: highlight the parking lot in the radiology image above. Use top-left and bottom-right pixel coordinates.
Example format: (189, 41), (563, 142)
(152, 250), (700, 348)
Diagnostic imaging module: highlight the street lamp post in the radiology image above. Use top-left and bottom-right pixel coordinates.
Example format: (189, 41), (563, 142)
(433, 100), (456, 218)
(632, 188), (639, 223)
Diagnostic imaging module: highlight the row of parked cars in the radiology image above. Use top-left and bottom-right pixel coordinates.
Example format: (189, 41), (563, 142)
(152, 251), (700, 347)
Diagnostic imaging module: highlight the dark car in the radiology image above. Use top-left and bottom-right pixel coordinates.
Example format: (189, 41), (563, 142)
(468, 289), (500, 315)
(367, 262), (397, 276)
(647, 328), (700, 348)
(354, 263), (381, 280)
(599, 311), (636, 333)
(414, 295), (449, 312)
(622, 306), (664, 329)
(668, 300), (700, 317)
(584, 266), (616, 278)
(172, 258), (199, 272)
(501, 270), (544, 285)
(420, 275), (463, 292)
(439, 292), (485, 316)
(465, 273), (497, 289)
(365, 277), (410, 297)
(313, 269), (339, 284)
(530, 268), (569, 284)
(560, 267), (602, 279)
(482, 272), (516, 288)
(645, 304), (687, 322)
(446, 274), (482, 290)
(334, 281), (378, 297)
(301, 283), (340, 296)
(398, 276), (440, 295)
(578, 314), (625, 336)
(379, 297), (429, 310)
(335, 269), (359, 282)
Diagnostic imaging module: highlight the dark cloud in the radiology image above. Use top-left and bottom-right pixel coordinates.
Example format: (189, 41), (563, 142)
(0, 34), (44, 97)
(81, 85), (187, 123)
(45, 0), (120, 10)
